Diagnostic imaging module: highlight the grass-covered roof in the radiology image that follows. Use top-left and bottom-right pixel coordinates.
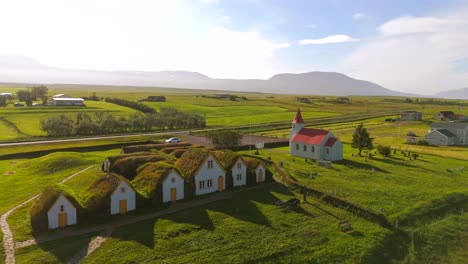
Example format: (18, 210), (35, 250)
(81, 173), (133, 213)
(213, 150), (241, 170)
(132, 162), (178, 199)
(170, 149), (187, 158)
(243, 156), (262, 170)
(111, 152), (176, 180)
(30, 184), (82, 231)
(123, 143), (192, 154)
(175, 148), (211, 179)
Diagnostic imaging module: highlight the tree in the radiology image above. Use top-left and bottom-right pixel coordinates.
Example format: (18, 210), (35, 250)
(0, 96), (7, 107)
(351, 124), (373, 156)
(207, 130), (242, 149)
(31, 85), (48, 101)
(16, 90), (32, 106)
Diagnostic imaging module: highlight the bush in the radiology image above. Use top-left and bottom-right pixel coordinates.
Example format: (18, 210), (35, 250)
(417, 140), (429, 146)
(377, 145), (392, 157)
(207, 130), (242, 149)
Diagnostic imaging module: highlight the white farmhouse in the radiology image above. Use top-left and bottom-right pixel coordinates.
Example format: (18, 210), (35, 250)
(231, 157), (248, 187)
(110, 180), (136, 215)
(254, 163), (266, 183)
(161, 169), (185, 202)
(176, 149), (226, 196)
(289, 108), (343, 161)
(47, 194), (77, 229)
(49, 97), (85, 106)
(424, 122), (468, 146)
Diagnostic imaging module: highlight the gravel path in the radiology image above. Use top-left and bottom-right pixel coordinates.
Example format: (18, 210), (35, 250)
(67, 228), (113, 264)
(1, 166), (94, 264)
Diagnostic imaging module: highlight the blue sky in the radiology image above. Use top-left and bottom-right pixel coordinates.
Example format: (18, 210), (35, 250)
(1, 0), (468, 94)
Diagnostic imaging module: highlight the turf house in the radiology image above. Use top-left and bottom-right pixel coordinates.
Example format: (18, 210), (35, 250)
(31, 144), (272, 232)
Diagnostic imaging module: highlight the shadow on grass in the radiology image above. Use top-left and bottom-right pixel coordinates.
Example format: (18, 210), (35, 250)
(306, 202), (341, 220)
(109, 218), (157, 249)
(34, 233), (94, 263)
(343, 159), (389, 173)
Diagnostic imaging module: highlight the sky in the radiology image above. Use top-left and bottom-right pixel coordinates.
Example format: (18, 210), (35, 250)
(0, 0), (468, 94)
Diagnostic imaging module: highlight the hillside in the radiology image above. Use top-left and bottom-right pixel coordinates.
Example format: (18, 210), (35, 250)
(0, 55), (409, 96)
(434, 88), (468, 99)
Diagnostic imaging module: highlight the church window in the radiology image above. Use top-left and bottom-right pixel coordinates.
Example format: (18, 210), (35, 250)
(296, 144), (299, 150)
(303, 145), (307, 151)
(311, 146), (315, 153)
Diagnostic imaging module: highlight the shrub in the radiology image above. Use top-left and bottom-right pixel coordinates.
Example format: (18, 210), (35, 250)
(377, 145), (392, 157)
(416, 140), (429, 146)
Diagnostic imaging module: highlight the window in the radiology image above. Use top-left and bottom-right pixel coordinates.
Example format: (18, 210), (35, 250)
(171, 177), (175, 183)
(237, 162), (242, 169)
(60, 205), (64, 212)
(121, 187), (125, 193)
(311, 146), (315, 153)
(236, 174), (242, 181)
(199, 180), (205, 189)
(207, 160), (213, 169)
(326, 148), (330, 154)
(296, 144), (299, 150)
(207, 179), (213, 188)
(303, 145), (307, 151)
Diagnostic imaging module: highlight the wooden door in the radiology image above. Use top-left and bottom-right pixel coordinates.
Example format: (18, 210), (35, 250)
(218, 176), (224, 191)
(58, 212), (67, 228)
(119, 200), (127, 214)
(170, 188), (177, 202)
(258, 171), (263, 183)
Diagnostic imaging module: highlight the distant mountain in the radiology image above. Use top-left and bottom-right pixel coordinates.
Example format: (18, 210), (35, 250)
(0, 55), (411, 96)
(434, 88), (468, 99)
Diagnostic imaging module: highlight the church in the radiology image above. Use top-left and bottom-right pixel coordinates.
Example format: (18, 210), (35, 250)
(289, 108), (343, 161)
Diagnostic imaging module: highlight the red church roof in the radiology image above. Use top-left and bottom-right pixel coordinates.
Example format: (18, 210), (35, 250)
(292, 108), (304, 124)
(292, 128), (329, 145)
(325, 137), (338, 147)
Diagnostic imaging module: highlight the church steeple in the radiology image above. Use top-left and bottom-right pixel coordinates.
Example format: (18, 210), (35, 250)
(292, 108), (304, 124)
(290, 108), (304, 140)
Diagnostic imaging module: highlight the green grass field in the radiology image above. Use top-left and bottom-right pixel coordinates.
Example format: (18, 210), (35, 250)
(1, 84), (468, 263)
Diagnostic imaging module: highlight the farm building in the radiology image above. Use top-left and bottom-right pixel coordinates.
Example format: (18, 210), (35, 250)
(244, 157), (269, 184)
(147, 96), (166, 102)
(30, 185), (80, 230)
(212, 151), (248, 188)
(176, 149), (226, 196)
(289, 108), (343, 161)
(84, 174), (136, 216)
(49, 97), (85, 106)
(132, 162), (185, 204)
(400, 111), (422, 121)
(434, 111), (461, 121)
(336, 97), (351, 103)
(424, 122), (468, 146)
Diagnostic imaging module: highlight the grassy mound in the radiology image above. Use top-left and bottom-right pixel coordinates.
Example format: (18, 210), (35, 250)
(30, 184), (82, 231)
(132, 162), (176, 204)
(19, 152), (92, 174)
(110, 153), (176, 180)
(123, 143), (191, 154)
(170, 149), (187, 158)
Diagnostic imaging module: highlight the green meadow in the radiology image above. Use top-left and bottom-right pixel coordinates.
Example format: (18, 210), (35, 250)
(1, 84), (468, 263)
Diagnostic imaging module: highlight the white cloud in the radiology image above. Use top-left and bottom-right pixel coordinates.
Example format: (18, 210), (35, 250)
(0, 0), (289, 79)
(378, 16), (467, 36)
(306, 23), (317, 29)
(222, 15), (232, 21)
(352, 13), (369, 20)
(342, 12), (468, 94)
(299, 35), (359, 45)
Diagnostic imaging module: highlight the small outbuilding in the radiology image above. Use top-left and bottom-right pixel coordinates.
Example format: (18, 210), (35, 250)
(400, 111), (422, 121)
(30, 185), (81, 230)
(213, 151), (248, 188)
(132, 162), (185, 204)
(84, 174), (136, 216)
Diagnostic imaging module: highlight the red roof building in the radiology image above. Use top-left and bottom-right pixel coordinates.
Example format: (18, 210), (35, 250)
(289, 109), (343, 161)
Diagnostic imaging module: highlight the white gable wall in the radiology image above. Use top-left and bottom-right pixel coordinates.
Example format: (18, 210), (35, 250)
(194, 155), (225, 196)
(162, 170), (185, 202)
(47, 195), (77, 229)
(329, 140), (343, 161)
(231, 158), (247, 187)
(110, 181), (136, 215)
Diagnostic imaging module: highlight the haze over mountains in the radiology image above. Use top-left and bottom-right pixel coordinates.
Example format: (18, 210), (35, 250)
(0, 54), (462, 98)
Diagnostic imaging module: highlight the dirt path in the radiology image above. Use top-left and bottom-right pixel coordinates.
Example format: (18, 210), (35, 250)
(1, 166), (94, 264)
(67, 228), (113, 264)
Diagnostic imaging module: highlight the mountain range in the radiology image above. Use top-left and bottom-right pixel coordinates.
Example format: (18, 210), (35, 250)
(0, 54), (440, 97)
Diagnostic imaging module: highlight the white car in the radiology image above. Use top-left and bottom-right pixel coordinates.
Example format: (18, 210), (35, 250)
(165, 137), (181, 143)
